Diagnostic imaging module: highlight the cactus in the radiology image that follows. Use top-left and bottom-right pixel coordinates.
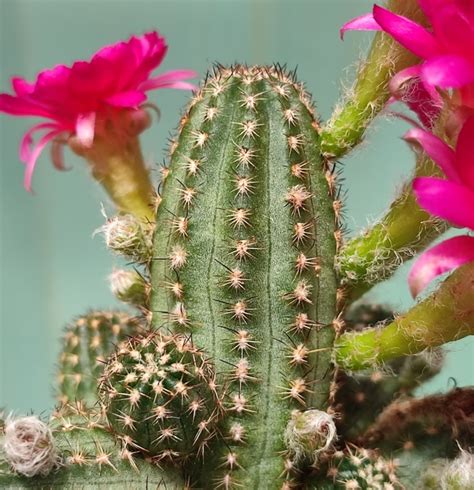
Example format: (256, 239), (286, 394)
(0, 404), (184, 488)
(149, 64), (340, 487)
(3, 15), (474, 486)
(98, 331), (223, 464)
(56, 311), (144, 405)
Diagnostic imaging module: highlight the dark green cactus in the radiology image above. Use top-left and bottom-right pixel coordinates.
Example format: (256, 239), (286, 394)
(149, 65), (340, 487)
(98, 331), (223, 463)
(57, 311), (144, 405)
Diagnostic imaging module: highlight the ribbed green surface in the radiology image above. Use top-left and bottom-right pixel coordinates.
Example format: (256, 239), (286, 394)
(150, 65), (338, 488)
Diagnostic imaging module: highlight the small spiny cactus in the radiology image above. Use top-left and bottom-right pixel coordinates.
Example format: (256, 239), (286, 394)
(98, 331), (223, 464)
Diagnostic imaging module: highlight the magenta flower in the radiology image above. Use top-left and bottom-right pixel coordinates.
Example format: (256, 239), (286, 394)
(405, 116), (474, 297)
(0, 31), (196, 191)
(341, 1), (474, 123)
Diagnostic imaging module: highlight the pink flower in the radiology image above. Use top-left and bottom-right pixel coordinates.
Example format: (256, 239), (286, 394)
(406, 116), (474, 296)
(0, 31), (197, 191)
(341, 1), (474, 124)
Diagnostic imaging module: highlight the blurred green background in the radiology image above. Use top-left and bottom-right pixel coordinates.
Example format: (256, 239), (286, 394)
(0, 0), (472, 413)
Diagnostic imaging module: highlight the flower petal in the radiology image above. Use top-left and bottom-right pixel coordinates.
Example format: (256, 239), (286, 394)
(11, 77), (35, 96)
(403, 128), (459, 182)
(454, 116), (474, 189)
(0, 93), (55, 118)
(139, 70), (198, 92)
(373, 5), (441, 59)
(19, 122), (62, 163)
(340, 13), (381, 39)
(413, 177), (474, 230)
(75, 112), (96, 148)
(408, 235), (474, 297)
(421, 55), (474, 89)
(23, 128), (64, 191)
(105, 90), (147, 107)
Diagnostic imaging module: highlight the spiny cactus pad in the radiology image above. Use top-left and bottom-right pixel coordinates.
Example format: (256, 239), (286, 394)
(149, 64), (340, 487)
(57, 311), (144, 405)
(98, 331), (222, 463)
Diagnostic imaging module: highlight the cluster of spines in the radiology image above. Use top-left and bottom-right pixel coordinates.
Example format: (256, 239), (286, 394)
(56, 311), (144, 405)
(98, 331), (223, 464)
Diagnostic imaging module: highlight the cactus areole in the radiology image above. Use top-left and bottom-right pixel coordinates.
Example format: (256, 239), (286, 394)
(149, 65), (340, 487)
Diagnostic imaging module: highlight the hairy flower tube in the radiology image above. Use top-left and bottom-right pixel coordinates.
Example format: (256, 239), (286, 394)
(0, 31), (196, 219)
(406, 116), (474, 296)
(341, 1), (474, 127)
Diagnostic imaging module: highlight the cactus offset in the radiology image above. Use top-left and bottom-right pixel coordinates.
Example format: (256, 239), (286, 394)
(149, 65), (340, 487)
(98, 331), (222, 464)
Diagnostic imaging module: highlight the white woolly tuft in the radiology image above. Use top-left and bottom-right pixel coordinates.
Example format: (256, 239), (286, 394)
(3, 415), (60, 477)
(442, 449), (474, 489)
(285, 409), (337, 463)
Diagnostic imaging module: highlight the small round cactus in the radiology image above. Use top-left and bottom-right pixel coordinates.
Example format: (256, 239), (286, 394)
(98, 331), (223, 462)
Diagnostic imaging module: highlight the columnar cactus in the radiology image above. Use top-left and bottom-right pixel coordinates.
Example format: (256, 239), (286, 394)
(149, 64), (340, 487)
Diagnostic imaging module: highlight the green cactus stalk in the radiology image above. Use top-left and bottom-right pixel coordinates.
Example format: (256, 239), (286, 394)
(337, 155), (447, 301)
(320, 1), (424, 159)
(149, 64), (340, 487)
(57, 311), (144, 405)
(335, 262), (474, 371)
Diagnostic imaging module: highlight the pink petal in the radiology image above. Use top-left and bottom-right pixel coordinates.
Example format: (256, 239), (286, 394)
(340, 13), (381, 39)
(139, 70), (198, 91)
(23, 128), (64, 191)
(75, 112), (96, 148)
(50, 135), (69, 171)
(413, 177), (474, 230)
(454, 116), (474, 189)
(105, 90), (147, 107)
(11, 77), (34, 96)
(403, 128), (459, 182)
(373, 5), (441, 59)
(0, 93), (55, 119)
(421, 55), (474, 89)
(389, 66), (441, 127)
(408, 235), (474, 297)
(19, 122), (62, 163)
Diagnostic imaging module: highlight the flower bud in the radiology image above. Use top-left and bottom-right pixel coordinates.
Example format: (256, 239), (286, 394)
(98, 214), (153, 262)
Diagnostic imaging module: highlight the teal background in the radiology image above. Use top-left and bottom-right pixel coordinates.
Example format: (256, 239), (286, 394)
(0, 0), (472, 413)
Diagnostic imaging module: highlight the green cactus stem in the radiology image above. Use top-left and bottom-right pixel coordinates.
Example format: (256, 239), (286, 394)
(335, 262), (474, 371)
(320, 1), (424, 159)
(98, 331), (223, 465)
(337, 155), (446, 301)
(56, 311), (144, 405)
(149, 65), (340, 487)
(69, 109), (155, 221)
(335, 303), (444, 440)
(0, 405), (184, 489)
